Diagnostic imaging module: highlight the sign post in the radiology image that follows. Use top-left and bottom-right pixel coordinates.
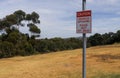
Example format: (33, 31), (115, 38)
(82, 1), (87, 78)
(76, 0), (92, 78)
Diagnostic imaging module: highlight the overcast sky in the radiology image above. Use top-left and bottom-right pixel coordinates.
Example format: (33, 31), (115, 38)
(0, 0), (120, 38)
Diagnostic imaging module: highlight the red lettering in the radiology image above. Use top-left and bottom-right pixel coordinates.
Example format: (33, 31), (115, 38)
(77, 10), (91, 17)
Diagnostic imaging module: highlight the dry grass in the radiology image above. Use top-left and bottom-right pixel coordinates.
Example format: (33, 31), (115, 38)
(0, 44), (120, 78)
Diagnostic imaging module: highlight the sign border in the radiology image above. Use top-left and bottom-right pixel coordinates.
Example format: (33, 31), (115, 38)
(76, 10), (92, 33)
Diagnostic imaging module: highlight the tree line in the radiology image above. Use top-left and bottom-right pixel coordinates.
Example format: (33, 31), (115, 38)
(0, 29), (82, 58)
(88, 30), (120, 46)
(0, 10), (120, 58)
(0, 30), (120, 58)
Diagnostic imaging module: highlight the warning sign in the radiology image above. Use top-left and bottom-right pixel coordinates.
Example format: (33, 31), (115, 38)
(76, 10), (92, 33)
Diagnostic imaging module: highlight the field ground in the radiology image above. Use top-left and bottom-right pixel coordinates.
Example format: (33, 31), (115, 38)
(0, 44), (120, 78)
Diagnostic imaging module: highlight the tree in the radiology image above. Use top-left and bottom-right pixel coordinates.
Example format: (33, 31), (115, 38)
(5, 14), (17, 25)
(102, 32), (114, 44)
(112, 30), (120, 43)
(31, 12), (40, 24)
(0, 20), (11, 30)
(26, 14), (31, 23)
(14, 10), (26, 26)
(0, 41), (14, 58)
(29, 24), (41, 34)
(7, 30), (20, 44)
(0, 10), (41, 38)
(88, 33), (103, 46)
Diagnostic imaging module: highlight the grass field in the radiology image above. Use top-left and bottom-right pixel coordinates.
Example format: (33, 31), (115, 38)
(0, 44), (120, 78)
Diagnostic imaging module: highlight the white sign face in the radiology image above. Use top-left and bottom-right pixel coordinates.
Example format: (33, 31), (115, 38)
(76, 10), (92, 33)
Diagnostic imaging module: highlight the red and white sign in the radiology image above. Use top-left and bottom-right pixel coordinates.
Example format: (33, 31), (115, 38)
(76, 10), (92, 33)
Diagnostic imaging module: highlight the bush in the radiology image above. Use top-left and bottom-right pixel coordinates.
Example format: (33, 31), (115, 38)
(17, 42), (35, 56)
(0, 41), (14, 58)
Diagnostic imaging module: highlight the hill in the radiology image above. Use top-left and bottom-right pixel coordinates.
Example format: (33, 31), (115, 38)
(0, 44), (120, 78)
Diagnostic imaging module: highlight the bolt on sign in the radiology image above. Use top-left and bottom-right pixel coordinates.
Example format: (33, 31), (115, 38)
(76, 10), (92, 33)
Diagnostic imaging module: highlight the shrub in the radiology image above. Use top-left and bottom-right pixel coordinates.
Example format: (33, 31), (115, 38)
(0, 41), (14, 58)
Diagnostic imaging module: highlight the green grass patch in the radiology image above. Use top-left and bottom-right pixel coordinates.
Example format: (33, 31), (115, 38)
(93, 73), (120, 78)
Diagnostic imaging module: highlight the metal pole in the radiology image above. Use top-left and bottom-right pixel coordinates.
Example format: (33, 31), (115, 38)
(82, 33), (86, 78)
(82, 0), (86, 78)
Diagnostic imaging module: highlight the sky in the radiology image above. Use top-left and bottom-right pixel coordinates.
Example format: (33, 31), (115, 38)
(0, 0), (120, 38)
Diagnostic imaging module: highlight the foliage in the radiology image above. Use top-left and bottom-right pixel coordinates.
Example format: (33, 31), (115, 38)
(34, 37), (82, 54)
(29, 24), (41, 34)
(18, 42), (35, 56)
(31, 12), (40, 23)
(0, 29), (120, 58)
(88, 30), (120, 46)
(0, 41), (14, 58)
(88, 33), (103, 46)
(0, 10), (40, 37)
(14, 10), (26, 24)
